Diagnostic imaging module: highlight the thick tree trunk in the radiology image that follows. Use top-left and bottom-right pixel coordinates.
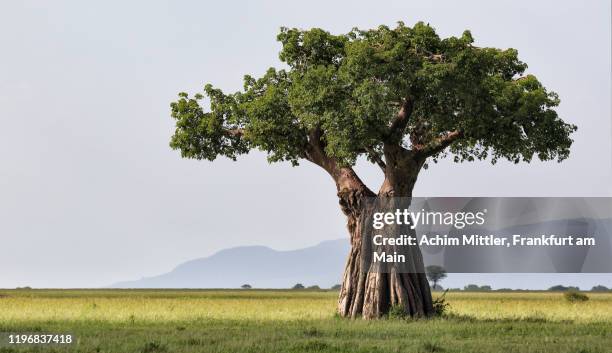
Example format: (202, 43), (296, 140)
(336, 146), (433, 319)
(336, 192), (434, 319)
(305, 127), (433, 319)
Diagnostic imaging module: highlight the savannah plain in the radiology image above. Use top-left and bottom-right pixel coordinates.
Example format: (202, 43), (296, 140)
(0, 289), (611, 353)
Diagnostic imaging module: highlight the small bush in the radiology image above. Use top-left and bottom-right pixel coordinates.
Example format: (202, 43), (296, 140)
(388, 304), (408, 319)
(564, 291), (589, 303)
(432, 290), (451, 316)
(292, 283), (305, 290)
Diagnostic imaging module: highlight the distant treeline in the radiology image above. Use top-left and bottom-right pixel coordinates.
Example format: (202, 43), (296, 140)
(13, 284), (611, 292)
(439, 284), (611, 292)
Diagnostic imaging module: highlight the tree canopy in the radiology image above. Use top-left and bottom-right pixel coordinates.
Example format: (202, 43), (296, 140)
(170, 21), (576, 173)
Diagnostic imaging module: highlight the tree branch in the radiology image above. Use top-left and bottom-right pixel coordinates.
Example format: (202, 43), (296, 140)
(415, 130), (464, 157)
(387, 96), (413, 142)
(303, 127), (374, 196)
(513, 75), (528, 82)
(226, 128), (244, 137)
(427, 54), (445, 62)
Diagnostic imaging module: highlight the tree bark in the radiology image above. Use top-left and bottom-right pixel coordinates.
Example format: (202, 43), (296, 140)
(337, 150), (433, 319)
(304, 126), (433, 319)
(337, 193), (433, 319)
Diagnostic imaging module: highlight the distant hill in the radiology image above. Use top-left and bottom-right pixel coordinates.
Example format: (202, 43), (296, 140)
(111, 218), (612, 289)
(110, 239), (350, 289)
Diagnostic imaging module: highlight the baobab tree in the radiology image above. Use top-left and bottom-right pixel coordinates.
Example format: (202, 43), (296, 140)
(169, 22), (576, 319)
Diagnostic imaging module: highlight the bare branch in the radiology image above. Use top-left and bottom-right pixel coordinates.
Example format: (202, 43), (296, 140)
(513, 75), (528, 82)
(415, 130), (464, 157)
(428, 54), (445, 62)
(226, 128), (244, 137)
(303, 127), (375, 195)
(387, 96), (413, 142)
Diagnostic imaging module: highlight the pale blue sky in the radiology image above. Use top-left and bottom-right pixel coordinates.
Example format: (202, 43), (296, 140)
(0, 0), (610, 288)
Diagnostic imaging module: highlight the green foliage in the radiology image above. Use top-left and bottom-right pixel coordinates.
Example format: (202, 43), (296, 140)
(432, 290), (451, 317)
(292, 283), (305, 290)
(564, 291), (589, 303)
(170, 22), (576, 168)
(387, 293), (450, 319)
(387, 303), (409, 320)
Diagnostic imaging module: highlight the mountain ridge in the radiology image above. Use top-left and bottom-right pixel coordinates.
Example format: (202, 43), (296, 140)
(110, 238), (349, 289)
(110, 217), (612, 288)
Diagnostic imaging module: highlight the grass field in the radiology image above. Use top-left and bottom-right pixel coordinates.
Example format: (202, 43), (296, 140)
(0, 289), (610, 353)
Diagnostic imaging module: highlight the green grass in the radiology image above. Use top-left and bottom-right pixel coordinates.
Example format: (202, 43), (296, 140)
(0, 289), (610, 352)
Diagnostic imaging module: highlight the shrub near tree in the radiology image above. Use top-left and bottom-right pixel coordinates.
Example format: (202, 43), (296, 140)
(170, 22), (576, 318)
(564, 291), (589, 303)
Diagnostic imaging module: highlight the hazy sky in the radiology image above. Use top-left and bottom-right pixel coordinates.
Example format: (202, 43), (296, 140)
(1, 0), (610, 288)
